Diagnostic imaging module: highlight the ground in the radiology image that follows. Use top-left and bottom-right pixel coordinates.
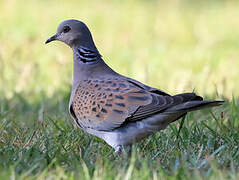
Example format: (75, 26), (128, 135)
(0, 0), (239, 179)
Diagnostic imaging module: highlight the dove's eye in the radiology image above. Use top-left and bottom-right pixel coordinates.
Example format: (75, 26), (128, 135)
(63, 26), (71, 33)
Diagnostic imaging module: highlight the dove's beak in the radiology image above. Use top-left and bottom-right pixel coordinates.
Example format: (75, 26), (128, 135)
(45, 34), (58, 44)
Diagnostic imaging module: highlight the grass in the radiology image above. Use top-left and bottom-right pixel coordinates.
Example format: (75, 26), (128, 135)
(0, 0), (239, 179)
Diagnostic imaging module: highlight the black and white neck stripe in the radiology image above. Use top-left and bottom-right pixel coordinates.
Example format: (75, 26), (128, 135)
(76, 46), (101, 63)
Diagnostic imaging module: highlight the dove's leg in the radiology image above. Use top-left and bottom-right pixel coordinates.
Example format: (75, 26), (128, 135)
(114, 145), (133, 156)
(114, 145), (124, 154)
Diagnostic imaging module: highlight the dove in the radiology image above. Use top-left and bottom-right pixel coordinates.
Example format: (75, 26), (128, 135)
(45, 19), (223, 153)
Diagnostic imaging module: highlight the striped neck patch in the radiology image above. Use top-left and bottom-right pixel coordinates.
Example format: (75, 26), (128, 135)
(76, 46), (101, 63)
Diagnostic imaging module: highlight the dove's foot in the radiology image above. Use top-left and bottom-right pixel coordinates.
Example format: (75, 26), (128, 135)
(114, 145), (123, 154)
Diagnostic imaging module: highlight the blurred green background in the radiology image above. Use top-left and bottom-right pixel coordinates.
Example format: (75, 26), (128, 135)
(0, 0), (239, 179)
(1, 0), (239, 101)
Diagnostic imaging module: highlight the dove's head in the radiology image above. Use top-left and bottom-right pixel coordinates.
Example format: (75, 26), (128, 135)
(45, 19), (96, 49)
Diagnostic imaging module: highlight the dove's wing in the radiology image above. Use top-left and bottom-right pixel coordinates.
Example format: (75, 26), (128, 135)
(70, 77), (204, 131)
(123, 77), (170, 96)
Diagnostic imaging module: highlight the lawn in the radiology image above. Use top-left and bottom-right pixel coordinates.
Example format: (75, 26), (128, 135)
(0, 0), (239, 179)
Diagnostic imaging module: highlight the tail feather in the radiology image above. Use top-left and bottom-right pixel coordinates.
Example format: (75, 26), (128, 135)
(173, 93), (203, 102)
(164, 100), (224, 113)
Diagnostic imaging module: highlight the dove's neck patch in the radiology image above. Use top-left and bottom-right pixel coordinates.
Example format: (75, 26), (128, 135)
(76, 46), (101, 63)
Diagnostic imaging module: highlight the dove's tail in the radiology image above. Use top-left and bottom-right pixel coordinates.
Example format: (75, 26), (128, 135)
(157, 93), (224, 125)
(164, 93), (224, 113)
